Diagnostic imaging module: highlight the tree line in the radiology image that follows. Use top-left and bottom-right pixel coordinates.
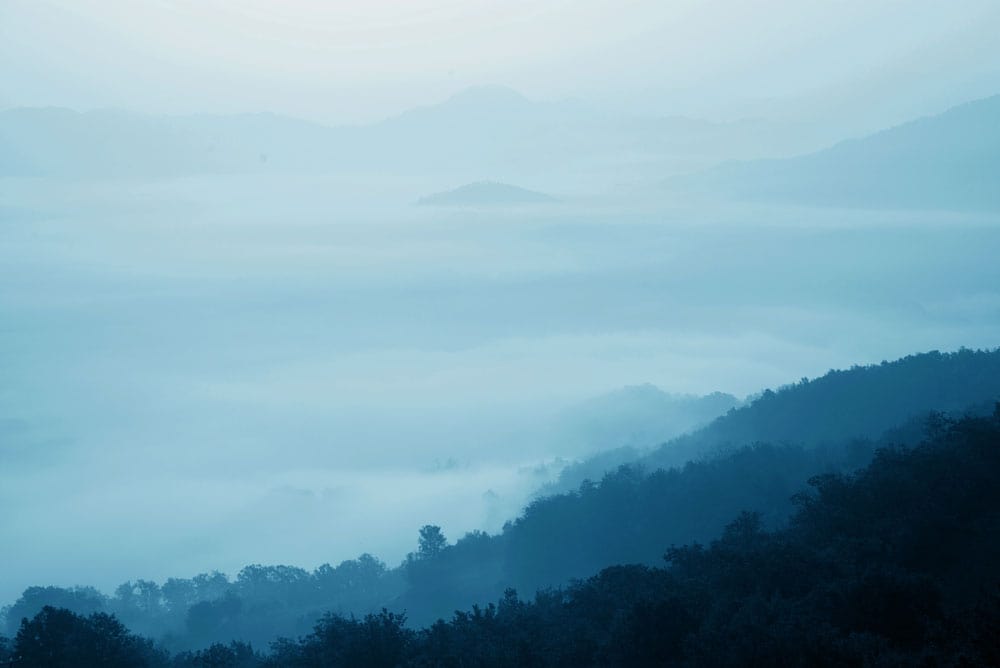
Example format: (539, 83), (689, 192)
(4, 349), (999, 655)
(3, 408), (999, 665)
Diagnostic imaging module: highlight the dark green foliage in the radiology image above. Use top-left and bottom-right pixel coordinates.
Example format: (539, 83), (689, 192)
(171, 641), (261, 668)
(396, 410), (999, 666)
(504, 442), (857, 595)
(3, 557), (402, 652)
(186, 593), (245, 648)
(399, 435), (877, 624)
(3, 585), (107, 635)
(12, 606), (166, 667)
(416, 526), (447, 558)
(16, 410), (998, 665)
(7, 350), (999, 662)
(267, 610), (413, 668)
(400, 528), (506, 626)
(266, 406), (999, 665)
(644, 348), (1000, 470)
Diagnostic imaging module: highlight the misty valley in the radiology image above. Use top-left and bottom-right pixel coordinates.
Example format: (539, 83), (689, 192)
(3, 5), (1000, 665)
(4, 348), (1000, 666)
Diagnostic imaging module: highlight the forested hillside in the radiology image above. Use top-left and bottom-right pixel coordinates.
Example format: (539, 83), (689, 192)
(641, 348), (1000, 470)
(3, 409), (998, 666)
(7, 436), (881, 648)
(4, 349), (999, 652)
(549, 348), (1000, 492)
(5, 349), (1000, 649)
(394, 347), (1000, 623)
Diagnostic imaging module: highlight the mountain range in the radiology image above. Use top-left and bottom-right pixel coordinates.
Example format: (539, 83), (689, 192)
(5, 87), (998, 211)
(676, 93), (1000, 211)
(0, 86), (826, 182)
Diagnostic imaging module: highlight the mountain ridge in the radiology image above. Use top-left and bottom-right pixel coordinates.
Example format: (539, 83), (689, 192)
(0, 86), (832, 179)
(674, 93), (1000, 210)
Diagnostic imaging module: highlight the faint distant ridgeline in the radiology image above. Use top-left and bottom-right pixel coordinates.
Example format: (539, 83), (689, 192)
(675, 94), (1000, 211)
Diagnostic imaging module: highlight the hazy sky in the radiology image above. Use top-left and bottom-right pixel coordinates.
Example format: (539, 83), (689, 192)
(3, 0), (1000, 125)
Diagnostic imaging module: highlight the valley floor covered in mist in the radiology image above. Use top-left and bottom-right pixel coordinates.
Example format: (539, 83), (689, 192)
(2, 173), (999, 606)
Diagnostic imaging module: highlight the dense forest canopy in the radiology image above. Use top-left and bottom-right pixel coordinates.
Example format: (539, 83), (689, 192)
(3, 348), (999, 661)
(549, 348), (1000, 493)
(3, 406), (998, 666)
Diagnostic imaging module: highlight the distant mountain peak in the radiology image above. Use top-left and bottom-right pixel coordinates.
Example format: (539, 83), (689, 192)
(675, 91), (1000, 211)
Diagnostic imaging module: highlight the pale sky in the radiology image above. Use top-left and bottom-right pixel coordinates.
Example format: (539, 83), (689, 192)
(2, 1), (1000, 126)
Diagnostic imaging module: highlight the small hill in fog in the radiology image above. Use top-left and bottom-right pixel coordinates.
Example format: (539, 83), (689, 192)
(559, 385), (738, 450)
(417, 181), (556, 206)
(538, 386), (739, 495)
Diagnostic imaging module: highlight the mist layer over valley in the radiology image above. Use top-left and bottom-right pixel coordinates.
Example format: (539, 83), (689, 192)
(3, 149), (1000, 603)
(3, 3), (1000, 662)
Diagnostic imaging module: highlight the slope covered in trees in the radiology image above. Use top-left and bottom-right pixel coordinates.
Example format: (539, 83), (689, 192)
(1, 558), (402, 654)
(4, 349), (998, 650)
(3, 410), (999, 666)
(279, 410), (1000, 666)
(549, 348), (1000, 492)
(640, 348), (1000, 470)
(0, 430), (883, 644)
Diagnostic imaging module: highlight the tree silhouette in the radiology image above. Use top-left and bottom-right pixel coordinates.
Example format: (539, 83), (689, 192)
(417, 525), (447, 558)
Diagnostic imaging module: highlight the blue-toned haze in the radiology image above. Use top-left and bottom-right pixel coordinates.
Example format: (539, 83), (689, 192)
(1, 0), (1000, 608)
